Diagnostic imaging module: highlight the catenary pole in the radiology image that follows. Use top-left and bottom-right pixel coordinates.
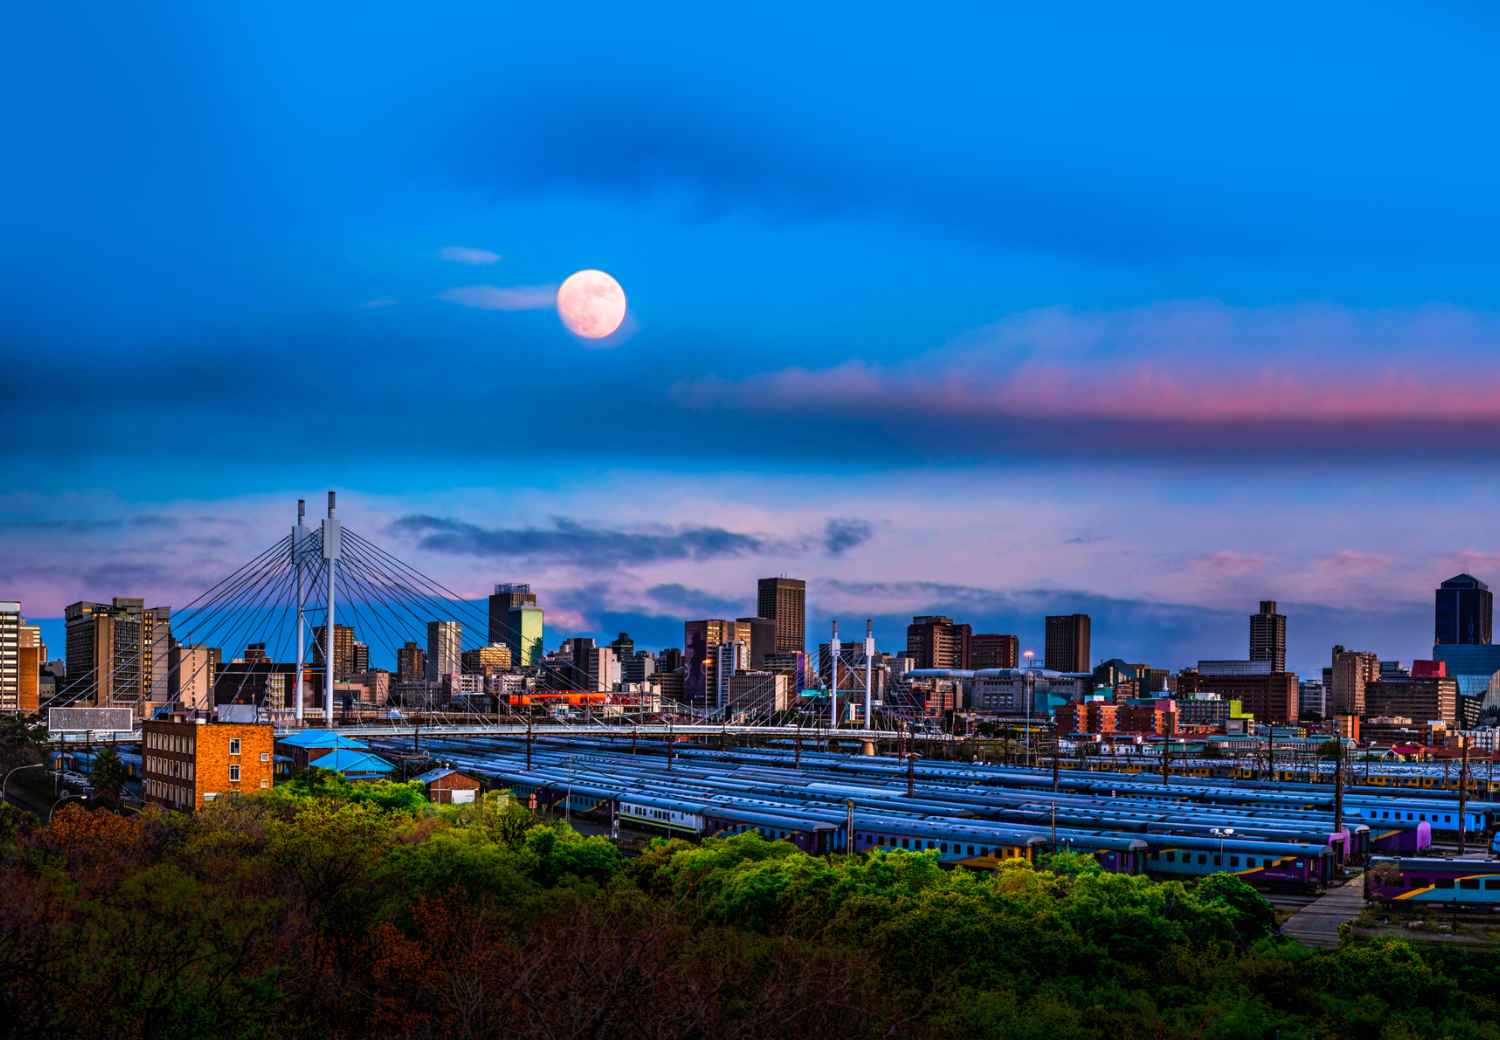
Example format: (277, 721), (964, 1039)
(293, 499), (308, 723)
(322, 491), (341, 722)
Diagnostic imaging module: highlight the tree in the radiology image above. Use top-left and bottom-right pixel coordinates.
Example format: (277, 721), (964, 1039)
(88, 747), (130, 806)
(0, 713), (48, 774)
(1196, 872), (1277, 942)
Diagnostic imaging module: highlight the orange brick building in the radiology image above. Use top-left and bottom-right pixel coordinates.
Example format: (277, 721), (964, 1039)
(142, 716), (275, 810)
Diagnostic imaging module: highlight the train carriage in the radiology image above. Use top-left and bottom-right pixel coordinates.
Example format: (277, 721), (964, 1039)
(1139, 836), (1333, 893)
(1366, 855), (1500, 907)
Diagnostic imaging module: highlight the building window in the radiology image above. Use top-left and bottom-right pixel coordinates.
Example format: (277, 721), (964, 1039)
(260, 752), (269, 762)
(229, 765), (241, 782)
(229, 738), (241, 756)
(259, 779), (269, 789)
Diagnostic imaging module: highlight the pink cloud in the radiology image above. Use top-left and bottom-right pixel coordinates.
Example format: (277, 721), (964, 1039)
(438, 284), (556, 310)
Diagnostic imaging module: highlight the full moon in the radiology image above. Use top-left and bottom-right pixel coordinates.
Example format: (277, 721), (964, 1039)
(556, 269), (627, 339)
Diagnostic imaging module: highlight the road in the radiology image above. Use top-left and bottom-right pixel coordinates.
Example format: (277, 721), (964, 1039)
(1281, 871), (1366, 949)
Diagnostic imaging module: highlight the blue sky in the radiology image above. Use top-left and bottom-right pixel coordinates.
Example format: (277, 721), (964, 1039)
(7, 2), (1500, 676)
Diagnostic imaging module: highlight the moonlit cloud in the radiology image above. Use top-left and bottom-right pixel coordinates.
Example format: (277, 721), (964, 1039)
(439, 246), (501, 265)
(437, 284), (557, 310)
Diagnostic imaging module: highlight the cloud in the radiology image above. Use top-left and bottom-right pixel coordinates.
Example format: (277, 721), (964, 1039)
(439, 246), (501, 265)
(437, 284), (557, 310)
(361, 298), (398, 308)
(1189, 551), (1268, 578)
(390, 515), (776, 567)
(823, 518), (873, 555)
(668, 301), (1500, 456)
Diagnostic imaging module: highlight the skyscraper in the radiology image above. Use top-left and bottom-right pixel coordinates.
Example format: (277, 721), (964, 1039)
(684, 619), (749, 705)
(1044, 614), (1090, 673)
(1329, 645), (1379, 717)
(757, 577), (806, 653)
(312, 623), (357, 679)
(426, 621), (462, 681)
(396, 641), (426, 682)
(489, 583), (538, 647)
(906, 616), (971, 669)
(736, 617), (777, 669)
(507, 604), (544, 667)
(0, 602), (18, 713)
(62, 597), (171, 712)
(1250, 600), (1287, 672)
(1436, 574), (1492, 645)
(971, 634), (1019, 669)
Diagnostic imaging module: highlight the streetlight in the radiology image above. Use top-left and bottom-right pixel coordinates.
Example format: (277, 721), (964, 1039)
(2, 762), (45, 804)
(1211, 827), (1234, 864)
(1022, 651), (1035, 770)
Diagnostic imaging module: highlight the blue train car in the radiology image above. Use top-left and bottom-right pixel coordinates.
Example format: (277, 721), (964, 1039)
(1366, 856), (1500, 906)
(1141, 836), (1333, 893)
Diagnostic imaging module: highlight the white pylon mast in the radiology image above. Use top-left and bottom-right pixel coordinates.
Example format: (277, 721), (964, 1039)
(322, 491), (341, 722)
(864, 619), (874, 729)
(293, 499), (312, 723)
(830, 620), (840, 730)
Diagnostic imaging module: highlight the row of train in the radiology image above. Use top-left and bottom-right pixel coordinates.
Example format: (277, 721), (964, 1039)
(358, 733), (1500, 898)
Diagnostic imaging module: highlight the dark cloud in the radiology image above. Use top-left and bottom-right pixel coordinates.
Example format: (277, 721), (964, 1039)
(644, 583), (753, 619)
(824, 518), (873, 555)
(391, 515), (773, 567)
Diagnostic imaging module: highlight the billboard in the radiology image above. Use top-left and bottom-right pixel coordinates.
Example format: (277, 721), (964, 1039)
(48, 707), (134, 733)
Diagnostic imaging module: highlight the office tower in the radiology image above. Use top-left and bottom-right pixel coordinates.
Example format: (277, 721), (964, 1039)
(312, 623), (357, 679)
(1177, 665), (1298, 724)
(584, 645), (620, 692)
(1249, 600), (1287, 672)
(1329, 645), (1379, 717)
(352, 641), (369, 675)
(1044, 614), (1091, 673)
(462, 644), (512, 674)
(734, 617), (777, 670)
(1436, 574), (1493, 645)
(426, 621), (462, 681)
(0, 602), (17, 712)
(757, 577), (806, 653)
(1364, 674), (1459, 727)
(507, 604), (544, 667)
(608, 632), (635, 664)
(684, 619), (737, 705)
(168, 642), (217, 711)
(489, 583), (538, 647)
(906, 616), (972, 670)
(397, 641), (426, 682)
(971, 634), (1019, 670)
(714, 641), (748, 708)
(63, 597), (171, 711)
(623, 650), (657, 684)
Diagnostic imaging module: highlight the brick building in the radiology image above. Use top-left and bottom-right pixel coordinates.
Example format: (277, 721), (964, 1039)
(906, 616), (971, 670)
(142, 716), (275, 810)
(971, 634), (1019, 669)
(1175, 671), (1297, 724)
(1056, 701), (1116, 735)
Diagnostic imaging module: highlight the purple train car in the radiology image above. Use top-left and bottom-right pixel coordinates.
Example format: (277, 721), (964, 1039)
(1366, 856), (1500, 906)
(1367, 821), (1431, 854)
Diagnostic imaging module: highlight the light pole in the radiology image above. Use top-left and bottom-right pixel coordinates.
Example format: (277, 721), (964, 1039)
(1211, 827), (1233, 864)
(2, 762), (45, 804)
(1022, 650), (1035, 770)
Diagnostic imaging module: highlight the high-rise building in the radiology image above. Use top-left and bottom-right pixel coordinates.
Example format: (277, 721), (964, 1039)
(658, 647), (684, 673)
(312, 624), (358, 679)
(906, 616), (972, 670)
(396, 642), (426, 682)
(1364, 675), (1459, 727)
(736, 617), (777, 669)
(1249, 600), (1287, 672)
(62, 598), (171, 712)
(167, 641), (219, 711)
(623, 650), (657, 684)
(1436, 573), (1492, 645)
(714, 640), (748, 708)
(0, 602), (18, 713)
(1044, 614), (1090, 673)
(352, 641), (369, 675)
(584, 646), (620, 692)
(608, 632), (635, 664)
(757, 577), (806, 653)
(461, 644), (512, 674)
(971, 634), (1019, 670)
(507, 605), (544, 667)
(1329, 645), (1380, 717)
(684, 620), (750, 706)
(489, 583), (538, 647)
(1175, 669), (1298, 724)
(426, 621), (462, 681)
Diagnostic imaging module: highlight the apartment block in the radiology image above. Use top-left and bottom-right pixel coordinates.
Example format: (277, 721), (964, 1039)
(971, 633), (1019, 670)
(141, 718), (275, 811)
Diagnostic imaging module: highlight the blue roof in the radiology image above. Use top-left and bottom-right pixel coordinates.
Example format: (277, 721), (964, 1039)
(276, 731), (368, 749)
(313, 748), (394, 774)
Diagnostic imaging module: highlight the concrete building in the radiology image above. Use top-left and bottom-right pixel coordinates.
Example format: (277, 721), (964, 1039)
(714, 640), (748, 708)
(62, 598), (171, 713)
(684, 619), (750, 707)
(727, 670), (794, 715)
(736, 617), (777, 669)
(167, 642), (218, 712)
(461, 644), (512, 674)
(1250, 600), (1287, 672)
(1175, 668), (1297, 724)
(907, 616), (971, 670)
(312, 623), (358, 680)
(1364, 675), (1459, 727)
(971, 634), (1019, 669)
(584, 645), (620, 692)
(607, 632), (635, 665)
(1298, 679), (1326, 718)
(0, 602), (18, 713)
(397, 641), (425, 682)
(969, 669), (1090, 713)
(1330, 646), (1380, 717)
(142, 716), (274, 810)
(1056, 701), (1116, 735)
(507, 605), (544, 667)
(488, 583), (537, 647)
(757, 577), (806, 653)
(426, 621), (462, 682)
(1044, 614), (1090, 673)
(623, 650), (657, 684)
